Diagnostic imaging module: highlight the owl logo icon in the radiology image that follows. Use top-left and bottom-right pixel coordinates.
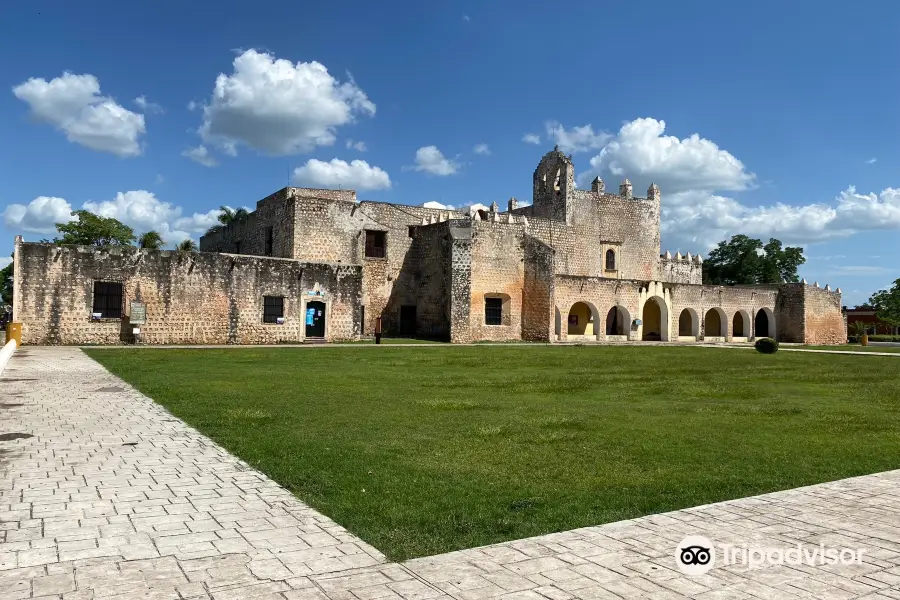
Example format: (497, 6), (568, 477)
(675, 536), (715, 575)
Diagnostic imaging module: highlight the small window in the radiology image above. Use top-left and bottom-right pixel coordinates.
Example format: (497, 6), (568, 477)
(485, 297), (503, 326)
(235, 240), (242, 254)
(361, 306), (365, 335)
(408, 226), (416, 238)
(605, 249), (616, 271)
(92, 281), (123, 319)
(263, 296), (284, 323)
(365, 230), (386, 258)
(264, 227), (274, 256)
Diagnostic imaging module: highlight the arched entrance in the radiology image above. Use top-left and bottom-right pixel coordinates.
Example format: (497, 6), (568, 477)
(732, 312), (746, 337)
(605, 306), (630, 338)
(642, 298), (664, 341)
(567, 302), (598, 338)
(305, 301), (326, 338)
(704, 308), (726, 338)
(678, 308), (698, 338)
(755, 308), (775, 338)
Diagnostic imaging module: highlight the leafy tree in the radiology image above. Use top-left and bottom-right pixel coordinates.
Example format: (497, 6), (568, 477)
(0, 262), (12, 306)
(138, 230), (164, 250)
(703, 235), (805, 285)
(54, 210), (136, 247)
(205, 205), (249, 236)
(176, 239), (197, 252)
(869, 279), (900, 326)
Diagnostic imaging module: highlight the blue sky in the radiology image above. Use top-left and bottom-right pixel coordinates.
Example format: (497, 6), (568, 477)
(1, 0), (898, 307)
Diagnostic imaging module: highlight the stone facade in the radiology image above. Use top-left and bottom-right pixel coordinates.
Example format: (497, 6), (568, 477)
(12, 148), (847, 345)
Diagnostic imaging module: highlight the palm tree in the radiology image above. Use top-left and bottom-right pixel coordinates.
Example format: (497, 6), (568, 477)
(205, 206), (249, 236)
(176, 239), (197, 252)
(138, 230), (164, 250)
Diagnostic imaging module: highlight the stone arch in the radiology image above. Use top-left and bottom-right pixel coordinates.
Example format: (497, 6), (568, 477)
(641, 296), (669, 341)
(755, 307), (776, 339)
(567, 301), (600, 340)
(678, 308), (699, 338)
(704, 307), (727, 339)
(605, 305), (631, 338)
(732, 310), (752, 340)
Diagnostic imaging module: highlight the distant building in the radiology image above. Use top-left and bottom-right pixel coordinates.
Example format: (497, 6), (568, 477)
(844, 307), (899, 335)
(11, 149), (847, 345)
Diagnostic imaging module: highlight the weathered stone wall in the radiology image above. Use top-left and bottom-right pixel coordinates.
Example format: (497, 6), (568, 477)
(13, 242), (361, 345)
(199, 189), (295, 257)
(413, 221), (451, 339)
(803, 284), (846, 344)
(522, 235), (555, 342)
(775, 284), (805, 343)
(660, 255), (703, 285)
(468, 221), (524, 342)
(447, 221), (473, 343)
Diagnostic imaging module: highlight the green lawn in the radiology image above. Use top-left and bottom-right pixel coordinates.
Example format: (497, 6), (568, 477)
(800, 344), (900, 353)
(85, 346), (900, 561)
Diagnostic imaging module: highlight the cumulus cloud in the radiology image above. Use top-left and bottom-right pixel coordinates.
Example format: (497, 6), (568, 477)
(2, 196), (75, 233)
(473, 143), (490, 155)
(134, 96), (163, 114)
(13, 72), (146, 157)
(292, 158), (391, 191)
(545, 121), (610, 154)
(866, 157), (877, 164)
(346, 139), (367, 152)
(522, 133), (541, 145)
(586, 118), (755, 193)
(407, 146), (459, 176)
(661, 186), (900, 251)
(182, 145), (218, 167)
(3, 192), (223, 245)
(197, 49), (375, 156)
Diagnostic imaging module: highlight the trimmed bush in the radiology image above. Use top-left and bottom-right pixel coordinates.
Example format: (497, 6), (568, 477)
(754, 337), (779, 354)
(869, 335), (900, 343)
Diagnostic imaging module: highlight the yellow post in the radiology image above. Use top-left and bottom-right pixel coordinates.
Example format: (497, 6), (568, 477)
(5, 323), (22, 346)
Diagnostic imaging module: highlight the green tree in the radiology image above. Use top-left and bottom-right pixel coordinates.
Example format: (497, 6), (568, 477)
(869, 279), (900, 326)
(0, 262), (13, 306)
(138, 230), (164, 250)
(176, 239), (197, 252)
(205, 205), (249, 236)
(702, 235), (805, 285)
(54, 210), (136, 247)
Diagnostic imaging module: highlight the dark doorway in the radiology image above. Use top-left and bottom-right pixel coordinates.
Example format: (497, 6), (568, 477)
(400, 305), (417, 336)
(755, 309), (770, 338)
(305, 301), (326, 338)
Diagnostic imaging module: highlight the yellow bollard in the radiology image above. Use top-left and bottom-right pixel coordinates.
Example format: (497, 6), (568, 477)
(5, 322), (22, 347)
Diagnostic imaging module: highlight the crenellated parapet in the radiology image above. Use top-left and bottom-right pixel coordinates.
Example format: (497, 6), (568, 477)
(659, 249), (703, 285)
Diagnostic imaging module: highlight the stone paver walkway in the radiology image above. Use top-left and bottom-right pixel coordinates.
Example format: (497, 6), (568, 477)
(3, 348), (900, 599)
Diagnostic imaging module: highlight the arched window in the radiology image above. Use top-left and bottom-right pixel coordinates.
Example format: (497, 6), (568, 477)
(605, 249), (616, 271)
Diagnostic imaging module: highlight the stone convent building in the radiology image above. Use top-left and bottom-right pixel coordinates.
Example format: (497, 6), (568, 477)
(12, 148), (846, 345)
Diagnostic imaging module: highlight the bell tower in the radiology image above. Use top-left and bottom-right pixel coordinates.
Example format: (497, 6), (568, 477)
(532, 146), (576, 224)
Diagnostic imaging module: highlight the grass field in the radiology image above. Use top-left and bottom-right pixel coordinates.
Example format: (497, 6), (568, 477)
(799, 344), (900, 353)
(85, 346), (900, 561)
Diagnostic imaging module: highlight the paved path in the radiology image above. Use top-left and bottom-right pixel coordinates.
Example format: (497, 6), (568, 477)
(3, 348), (900, 600)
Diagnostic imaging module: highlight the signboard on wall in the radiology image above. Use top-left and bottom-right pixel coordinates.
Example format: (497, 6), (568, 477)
(130, 302), (147, 325)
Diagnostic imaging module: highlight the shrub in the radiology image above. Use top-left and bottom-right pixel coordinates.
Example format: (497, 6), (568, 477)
(869, 335), (900, 343)
(755, 337), (779, 354)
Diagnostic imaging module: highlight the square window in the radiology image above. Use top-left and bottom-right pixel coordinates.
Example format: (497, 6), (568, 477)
(485, 297), (502, 326)
(408, 226), (416, 238)
(365, 230), (386, 258)
(263, 296), (284, 323)
(92, 281), (123, 319)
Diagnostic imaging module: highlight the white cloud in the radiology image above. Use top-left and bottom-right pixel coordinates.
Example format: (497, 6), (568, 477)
(187, 100), (198, 111)
(182, 145), (218, 167)
(422, 201), (454, 210)
(198, 49), (375, 156)
(134, 96), (163, 114)
(522, 133), (541, 145)
(866, 157), (877, 164)
(829, 265), (891, 275)
(661, 186), (900, 251)
(13, 72), (146, 157)
(292, 158), (391, 191)
(0, 257), (11, 270)
(407, 146), (459, 176)
(544, 121), (610, 154)
(2, 196), (75, 233)
(473, 143), (490, 155)
(587, 118), (755, 193)
(463, 14), (470, 22)
(346, 139), (367, 152)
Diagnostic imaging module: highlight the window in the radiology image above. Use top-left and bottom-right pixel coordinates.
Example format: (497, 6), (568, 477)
(234, 240), (242, 254)
(365, 230), (386, 258)
(408, 226), (416, 238)
(264, 227), (274, 256)
(485, 297), (503, 325)
(263, 296), (284, 323)
(605, 249), (616, 271)
(360, 306), (365, 335)
(92, 281), (123, 319)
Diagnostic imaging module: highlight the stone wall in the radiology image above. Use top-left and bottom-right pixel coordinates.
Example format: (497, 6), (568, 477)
(413, 221), (451, 339)
(803, 284), (846, 344)
(199, 189), (295, 257)
(467, 221), (525, 342)
(522, 235), (555, 342)
(13, 241), (361, 345)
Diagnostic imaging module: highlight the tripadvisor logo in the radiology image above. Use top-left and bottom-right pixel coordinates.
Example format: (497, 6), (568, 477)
(675, 535), (867, 576)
